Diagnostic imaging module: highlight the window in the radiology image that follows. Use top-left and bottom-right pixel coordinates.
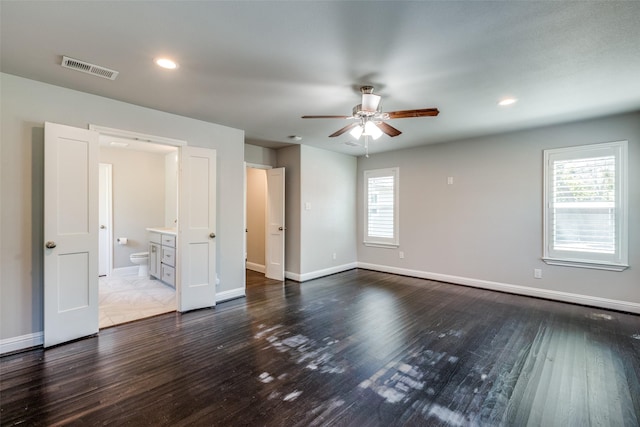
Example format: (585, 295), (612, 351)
(543, 141), (628, 271)
(364, 168), (399, 247)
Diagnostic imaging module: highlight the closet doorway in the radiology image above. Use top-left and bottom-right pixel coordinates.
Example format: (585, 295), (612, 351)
(245, 165), (285, 281)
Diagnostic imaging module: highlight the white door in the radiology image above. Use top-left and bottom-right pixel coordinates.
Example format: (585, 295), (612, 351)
(265, 167), (285, 280)
(44, 122), (99, 348)
(178, 146), (217, 311)
(98, 163), (112, 276)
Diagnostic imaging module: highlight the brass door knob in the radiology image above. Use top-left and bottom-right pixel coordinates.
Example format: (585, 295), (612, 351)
(45, 241), (56, 249)
(209, 233), (216, 239)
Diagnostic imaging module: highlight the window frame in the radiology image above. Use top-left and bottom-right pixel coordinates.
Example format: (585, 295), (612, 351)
(364, 167), (399, 248)
(542, 140), (628, 271)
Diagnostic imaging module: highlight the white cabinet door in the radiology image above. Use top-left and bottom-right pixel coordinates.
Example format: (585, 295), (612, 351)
(178, 146), (217, 311)
(44, 122), (99, 347)
(266, 167), (285, 280)
(149, 242), (161, 278)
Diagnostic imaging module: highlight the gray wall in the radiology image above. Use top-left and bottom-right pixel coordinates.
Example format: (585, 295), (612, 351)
(300, 145), (358, 276)
(245, 144), (278, 167)
(277, 145), (301, 275)
(357, 111), (640, 307)
(0, 73), (245, 342)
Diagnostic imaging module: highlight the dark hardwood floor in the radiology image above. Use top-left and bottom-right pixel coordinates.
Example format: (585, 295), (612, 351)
(2, 269), (639, 426)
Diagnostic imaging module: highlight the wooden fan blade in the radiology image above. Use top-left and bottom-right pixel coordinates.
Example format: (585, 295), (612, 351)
(329, 123), (359, 138)
(386, 108), (440, 119)
(301, 115), (352, 119)
(376, 122), (402, 137)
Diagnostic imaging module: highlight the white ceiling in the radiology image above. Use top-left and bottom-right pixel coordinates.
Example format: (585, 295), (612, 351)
(2, 1), (640, 156)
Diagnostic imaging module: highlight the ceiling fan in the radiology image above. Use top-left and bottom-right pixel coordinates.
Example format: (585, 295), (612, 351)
(302, 86), (439, 141)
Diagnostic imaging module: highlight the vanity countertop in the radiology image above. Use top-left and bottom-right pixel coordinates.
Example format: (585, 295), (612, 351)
(146, 227), (177, 235)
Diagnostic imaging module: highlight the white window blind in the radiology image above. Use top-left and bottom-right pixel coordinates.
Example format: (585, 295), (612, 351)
(543, 141), (628, 271)
(365, 168), (399, 247)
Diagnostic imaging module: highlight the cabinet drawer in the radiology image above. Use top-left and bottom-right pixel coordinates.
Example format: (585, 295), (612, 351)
(161, 246), (176, 267)
(161, 234), (176, 248)
(161, 264), (176, 287)
(149, 232), (161, 244)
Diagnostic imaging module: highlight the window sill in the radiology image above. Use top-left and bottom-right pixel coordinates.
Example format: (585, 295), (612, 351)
(542, 257), (629, 272)
(363, 241), (399, 249)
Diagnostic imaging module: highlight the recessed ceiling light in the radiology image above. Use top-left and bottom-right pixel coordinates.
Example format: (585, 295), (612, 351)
(498, 98), (518, 106)
(154, 58), (179, 70)
(288, 135), (302, 141)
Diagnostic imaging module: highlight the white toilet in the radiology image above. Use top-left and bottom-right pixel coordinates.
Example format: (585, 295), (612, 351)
(130, 252), (149, 277)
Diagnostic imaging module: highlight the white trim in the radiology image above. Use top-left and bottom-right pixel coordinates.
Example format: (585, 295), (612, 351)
(543, 140), (628, 269)
(216, 287), (246, 303)
(111, 266), (139, 277)
(542, 257), (628, 271)
(357, 262), (640, 314)
(89, 124), (187, 147)
(246, 162), (273, 170)
(285, 262), (358, 282)
(246, 262), (265, 273)
(1, 332), (44, 355)
(364, 167), (399, 247)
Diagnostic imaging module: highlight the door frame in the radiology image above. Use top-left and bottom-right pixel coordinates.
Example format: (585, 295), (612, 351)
(90, 125), (186, 294)
(244, 163), (272, 273)
(244, 163), (285, 280)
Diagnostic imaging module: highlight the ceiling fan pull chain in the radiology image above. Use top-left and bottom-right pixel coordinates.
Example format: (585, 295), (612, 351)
(365, 135), (370, 158)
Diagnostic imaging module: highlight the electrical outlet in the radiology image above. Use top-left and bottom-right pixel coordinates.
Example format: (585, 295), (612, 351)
(332, 252), (337, 260)
(447, 176), (454, 185)
(399, 251), (405, 259)
(534, 268), (542, 279)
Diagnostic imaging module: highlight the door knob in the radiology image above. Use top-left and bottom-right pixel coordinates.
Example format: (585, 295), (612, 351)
(278, 226), (287, 231)
(100, 225), (106, 229)
(45, 241), (56, 249)
(209, 233), (216, 239)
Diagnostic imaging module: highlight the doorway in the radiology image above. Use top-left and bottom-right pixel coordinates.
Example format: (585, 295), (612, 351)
(245, 165), (285, 281)
(98, 136), (178, 327)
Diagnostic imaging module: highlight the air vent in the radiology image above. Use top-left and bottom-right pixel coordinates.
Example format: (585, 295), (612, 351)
(344, 141), (361, 147)
(61, 56), (119, 80)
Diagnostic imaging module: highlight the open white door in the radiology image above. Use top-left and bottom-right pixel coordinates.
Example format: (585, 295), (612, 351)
(178, 146), (217, 311)
(44, 122), (99, 347)
(265, 167), (285, 280)
(98, 163), (112, 276)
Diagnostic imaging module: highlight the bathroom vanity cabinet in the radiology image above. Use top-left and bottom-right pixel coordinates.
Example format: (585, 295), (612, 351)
(148, 228), (177, 288)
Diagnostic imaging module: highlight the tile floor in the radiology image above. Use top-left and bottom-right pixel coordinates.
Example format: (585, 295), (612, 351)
(99, 275), (176, 328)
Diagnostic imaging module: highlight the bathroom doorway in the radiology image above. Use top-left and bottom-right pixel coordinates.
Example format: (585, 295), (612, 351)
(98, 135), (178, 328)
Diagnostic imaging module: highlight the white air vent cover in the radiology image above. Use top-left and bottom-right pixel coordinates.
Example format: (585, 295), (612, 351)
(61, 56), (119, 80)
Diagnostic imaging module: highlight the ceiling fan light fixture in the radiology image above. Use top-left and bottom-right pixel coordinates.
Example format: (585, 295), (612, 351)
(362, 93), (381, 113)
(364, 121), (383, 140)
(350, 125), (364, 139)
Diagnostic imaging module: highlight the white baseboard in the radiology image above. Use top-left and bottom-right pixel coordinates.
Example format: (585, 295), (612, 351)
(216, 287), (246, 303)
(1, 331), (44, 355)
(111, 266), (138, 277)
(246, 262), (265, 273)
(285, 262), (358, 282)
(357, 262), (640, 314)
